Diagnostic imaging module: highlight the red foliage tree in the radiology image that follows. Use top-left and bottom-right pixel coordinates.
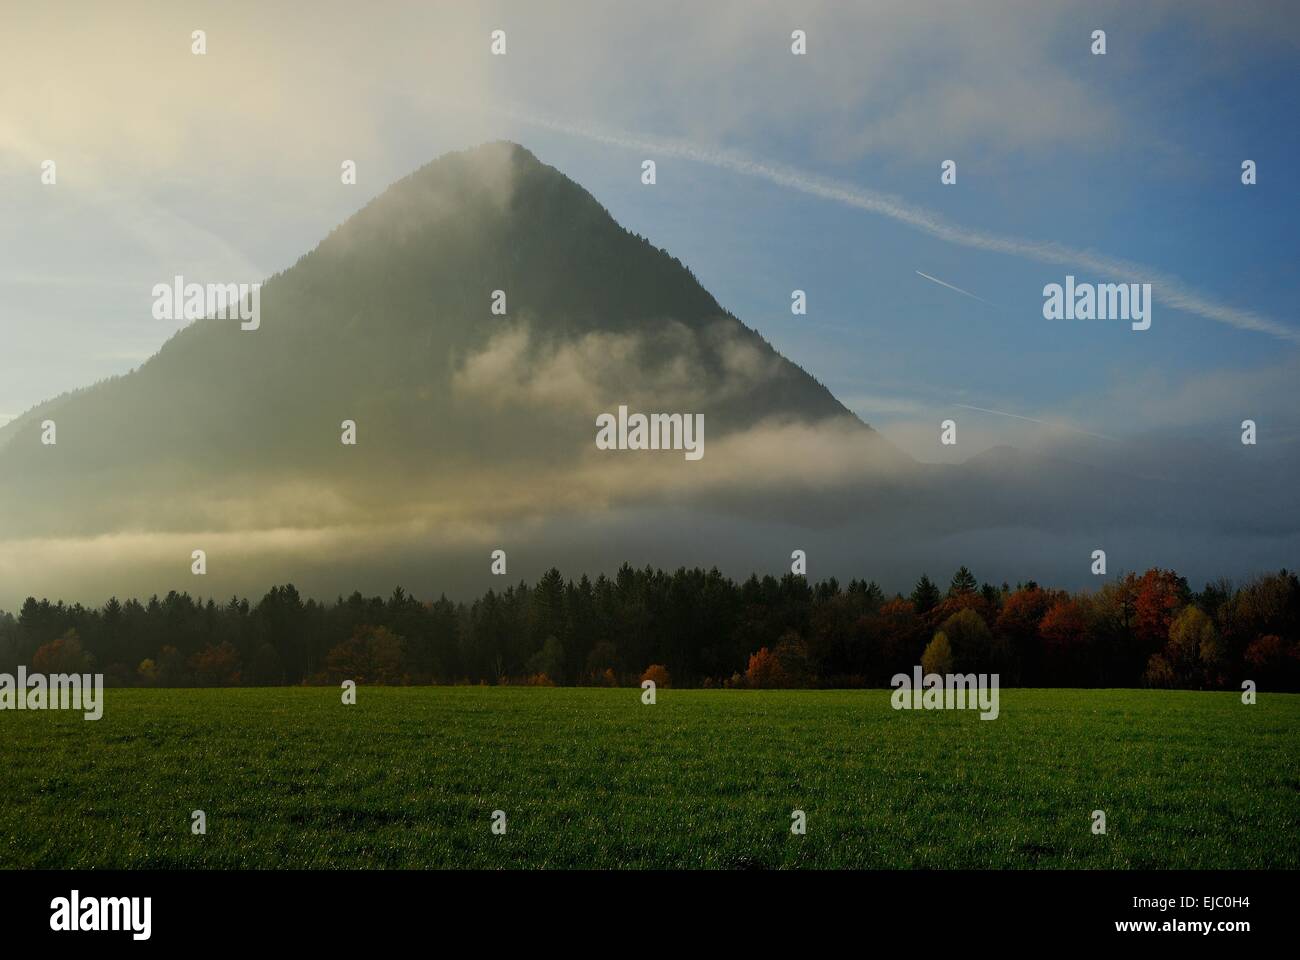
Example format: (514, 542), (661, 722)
(997, 586), (1054, 639)
(1132, 569), (1188, 651)
(930, 591), (996, 632)
(995, 586), (1055, 682)
(1039, 598), (1089, 684)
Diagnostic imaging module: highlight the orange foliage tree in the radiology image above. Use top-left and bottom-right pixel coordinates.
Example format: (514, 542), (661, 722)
(640, 664), (671, 688)
(744, 632), (814, 688)
(745, 646), (784, 688)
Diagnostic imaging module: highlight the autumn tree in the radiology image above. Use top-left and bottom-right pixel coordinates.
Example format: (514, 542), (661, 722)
(930, 589), (997, 634)
(1244, 634), (1300, 689)
(1039, 598), (1090, 685)
(744, 631), (814, 688)
(641, 664), (671, 688)
(996, 585), (1054, 683)
(744, 646), (783, 688)
(1219, 570), (1300, 682)
(32, 629), (91, 674)
(1165, 606), (1218, 687)
(1132, 569), (1189, 652)
(136, 658), (159, 686)
(1144, 653), (1176, 687)
(921, 631), (954, 675)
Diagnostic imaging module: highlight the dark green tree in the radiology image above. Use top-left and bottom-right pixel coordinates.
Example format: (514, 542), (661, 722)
(910, 574), (941, 614)
(949, 566), (978, 597)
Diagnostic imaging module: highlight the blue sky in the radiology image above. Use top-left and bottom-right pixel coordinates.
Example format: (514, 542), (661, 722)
(2, 0), (1297, 464)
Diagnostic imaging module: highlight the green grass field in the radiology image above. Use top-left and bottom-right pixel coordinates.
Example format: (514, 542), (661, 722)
(2, 687), (1296, 869)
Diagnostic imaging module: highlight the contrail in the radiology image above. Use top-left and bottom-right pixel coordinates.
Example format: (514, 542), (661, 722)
(502, 107), (1299, 345)
(915, 271), (997, 307)
(953, 403), (1118, 442)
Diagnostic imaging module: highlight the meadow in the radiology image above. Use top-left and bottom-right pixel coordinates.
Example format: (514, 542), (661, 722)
(1, 687), (1296, 869)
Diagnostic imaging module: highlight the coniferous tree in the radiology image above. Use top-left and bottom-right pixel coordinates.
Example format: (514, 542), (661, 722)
(910, 574), (941, 614)
(949, 566), (978, 597)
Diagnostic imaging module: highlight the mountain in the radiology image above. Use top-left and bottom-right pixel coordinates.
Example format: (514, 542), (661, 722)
(0, 142), (904, 546)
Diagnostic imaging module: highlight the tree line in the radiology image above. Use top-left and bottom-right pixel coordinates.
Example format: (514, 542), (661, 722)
(1, 564), (1297, 690)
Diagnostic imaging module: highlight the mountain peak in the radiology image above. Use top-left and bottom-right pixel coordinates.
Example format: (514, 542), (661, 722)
(397, 139), (544, 194)
(0, 143), (889, 544)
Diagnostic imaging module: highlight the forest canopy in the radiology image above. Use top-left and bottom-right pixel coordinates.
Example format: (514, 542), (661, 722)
(1, 565), (1296, 691)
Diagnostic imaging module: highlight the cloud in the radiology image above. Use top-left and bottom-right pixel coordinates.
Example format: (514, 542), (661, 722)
(451, 319), (786, 413)
(0, 407), (912, 608)
(6, 1), (1290, 188)
(3, 400), (1294, 609)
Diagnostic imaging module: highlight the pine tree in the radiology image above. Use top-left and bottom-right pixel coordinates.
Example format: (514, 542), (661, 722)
(949, 565), (978, 597)
(910, 574), (941, 614)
